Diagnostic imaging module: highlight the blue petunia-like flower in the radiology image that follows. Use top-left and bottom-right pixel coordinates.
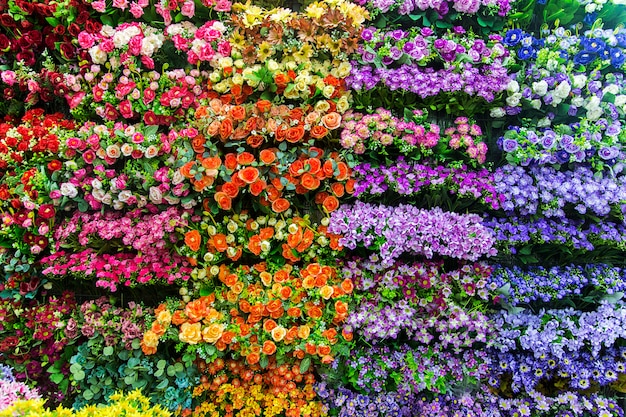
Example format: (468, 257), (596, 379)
(582, 38), (606, 53)
(610, 48), (625, 68)
(504, 29), (523, 46)
(517, 46), (535, 60)
(573, 51), (597, 66)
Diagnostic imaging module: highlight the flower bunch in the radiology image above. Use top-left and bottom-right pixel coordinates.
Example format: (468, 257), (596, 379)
(338, 343), (490, 396)
(191, 99), (345, 150)
(228, 0), (368, 64)
(494, 66), (626, 124)
(340, 108), (489, 163)
(67, 297), (196, 411)
(0, 389), (172, 417)
(0, 292), (78, 405)
(178, 211), (343, 268)
(354, 157), (502, 209)
(191, 356), (324, 417)
(492, 390), (624, 417)
(65, 66), (211, 125)
(165, 21), (232, 66)
(0, 366), (40, 411)
(357, 0), (512, 17)
(77, 22), (166, 71)
(492, 263), (626, 305)
(142, 261), (353, 367)
(503, 26), (626, 71)
(84, 0), (232, 24)
(497, 118), (626, 173)
(329, 201), (497, 265)
(41, 208), (193, 289)
(177, 145), (353, 214)
(489, 302), (626, 393)
(484, 215), (626, 261)
(342, 256), (496, 338)
(495, 164), (626, 220)
(358, 26), (510, 68)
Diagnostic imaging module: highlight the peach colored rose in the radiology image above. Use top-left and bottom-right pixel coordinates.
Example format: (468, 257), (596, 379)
(202, 323), (225, 344)
(271, 326), (287, 342)
(319, 285), (334, 300)
(321, 112), (341, 130)
(179, 322), (202, 344)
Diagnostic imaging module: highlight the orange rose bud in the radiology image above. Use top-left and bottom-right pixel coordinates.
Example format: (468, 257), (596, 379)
(266, 299), (282, 313)
(317, 345), (331, 356)
(305, 342), (317, 355)
(256, 99), (272, 113)
(263, 319), (278, 332)
(224, 153), (238, 170)
(220, 118), (234, 140)
(335, 300), (348, 315)
(280, 286), (293, 300)
(345, 178), (356, 194)
(310, 125), (329, 139)
(300, 173), (320, 191)
(247, 352), (261, 365)
(214, 192), (232, 210)
(341, 278), (354, 294)
(287, 307), (301, 318)
(307, 306), (323, 319)
(285, 125), (305, 143)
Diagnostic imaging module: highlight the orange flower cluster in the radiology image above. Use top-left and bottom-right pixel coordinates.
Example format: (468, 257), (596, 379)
(142, 262), (353, 366)
(194, 99), (344, 148)
(191, 357), (325, 417)
(179, 212), (343, 267)
(179, 142), (354, 213)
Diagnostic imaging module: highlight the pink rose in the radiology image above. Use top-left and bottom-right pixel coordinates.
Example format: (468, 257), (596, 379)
(128, 35), (142, 56)
(1, 70), (16, 86)
(130, 2), (144, 18)
(77, 32), (95, 48)
(181, 0), (195, 17)
(91, 0), (106, 12)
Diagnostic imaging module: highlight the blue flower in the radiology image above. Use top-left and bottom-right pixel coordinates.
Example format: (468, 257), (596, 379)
(610, 48), (625, 68)
(583, 12), (598, 25)
(573, 51), (596, 66)
(504, 29), (523, 46)
(518, 46), (535, 60)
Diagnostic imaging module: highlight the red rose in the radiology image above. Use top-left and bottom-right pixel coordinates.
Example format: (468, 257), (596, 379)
(59, 42), (76, 60)
(0, 34), (10, 52)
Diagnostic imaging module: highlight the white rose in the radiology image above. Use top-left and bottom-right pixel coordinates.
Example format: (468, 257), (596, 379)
(585, 3), (597, 13)
(615, 95), (626, 106)
(60, 183), (78, 198)
(149, 186), (163, 204)
(506, 80), (520, 93)
(537, 117), (552, 128)
(102, 193), (113, 205)
(490, 107), (506, 118)
(89, 46), (107, 65)
(572, 97), (585, 107)
(546, 59), (559, 72)
(587, 107), (603, 120)
(532, 80), (548, 96)
(91, 178), (103, 190)
(163, 195), (180, 205)
(113, 200), (124, 210)
(92, 189), (106, 201)
(585, 96), (601, 109)
(117, 190), (133, 202)
(603, 84), (620, 95)
(553, 81), (571, 99)
(506, 92), (522, 107)
(572, 74), (587, 89)
(530, 99), (542, 110)
(101, 25), (115, 37)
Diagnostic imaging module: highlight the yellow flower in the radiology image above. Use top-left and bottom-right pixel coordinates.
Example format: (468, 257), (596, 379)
(268, 7), (292, 23)
(257, 41), (274, 62)
(305, 2), (327, 19)
(179, 322), (202, 344)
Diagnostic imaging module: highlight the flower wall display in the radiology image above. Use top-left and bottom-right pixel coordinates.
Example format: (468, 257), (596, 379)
(2, 0), (626, 415)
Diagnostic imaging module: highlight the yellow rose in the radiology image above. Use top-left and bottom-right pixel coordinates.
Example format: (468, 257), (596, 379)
(179, 322), (202, 345)
(297, 325), (310, 340)
(156, 309), (172, 326)
(231, 73), (244, 85)
(202, 323), (225, 344)
(314, 100), (331, 113)
(271, 326), (287, 342)
(142, 330), (159, 348)
(319, 285), (334, 300)
(322, 85), (335, 99)
(336, 95), (350, 113)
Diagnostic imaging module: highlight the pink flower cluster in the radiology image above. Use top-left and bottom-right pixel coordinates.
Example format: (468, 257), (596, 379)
(166, 21), (232, 65)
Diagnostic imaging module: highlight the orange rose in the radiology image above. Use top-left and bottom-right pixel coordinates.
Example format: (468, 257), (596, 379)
(342, 329), (353, 341)
(256, 99), (272, 113)
(336, 161), (350, 181)
(289, 108), (304, 121)
(322, 195), (340, 213)
(262, 340), (277, 356)
(247, 134), (264, 148)
(270, 307), (284, 319)
(259, 227), (274, 240)
(221, 331), (235, 345)
(248, 235), (262, 256)
(263, 319), (278, 332)
(259, 149), (276, 165)
(191, 135), (206, 153)
(247, 352), (261, 365)
(304, 111), (321, 125)
(310, 125), (329, 139)
(274, 73), (290, 87)
(305, 343), (317, 355)
(307, 306), (323, 319)
(289, 160), (304, 177)
(180, 162), (195, 179)
(271, 326), (287, 342)
(184, 230), (201, 252)
(298, 325), (311, 340)
(220, 118), (233, 140)
(279, 286), (293, 300)
(287, 307), (301, 318)
(224, 153), (238, 170)
(322, 160), (335, 177)
(202, 323), (225, 344)
(322, 328), (338, 343)
(271, 198), (290, 213)
(341, 278), (354, 294)
(221, 182), (240, 198)
(319, 285), (334, 300)
(171, 310), (186, 326)
(207, 120), (221, 137)
(285, 125), (306, 143)
(321, 355), (334, 364)
(331, 182), (345, 197)
(285, 327), (299, 343)
(239, 299), (251, 313)
(229, 105), (246, 121)
(335, 300), (348, 315)
(237, 152), (255, 165)
(321, 112), (342, 130)
(179, 322), (202, 345)
(141, 329), (159, 354)
(300, 173), (320, 191)
(317, 345), (331, 356)
(214, 192), (232, 210)
(274, 269), (289, 283)
(201, 156), (221, 172)
(208, 98), (223, 113)
(345, 178), (356, 194)
(266, 299), (282, 313)
(238, 166), (260, 184)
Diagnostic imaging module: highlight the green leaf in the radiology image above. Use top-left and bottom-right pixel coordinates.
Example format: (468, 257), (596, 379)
(83, 389), (94, 401)
(300, 357), (311, 374)
(260, 355), (269, 369)
(49, 372), (65, 385)
(103, 346), (114, 356)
